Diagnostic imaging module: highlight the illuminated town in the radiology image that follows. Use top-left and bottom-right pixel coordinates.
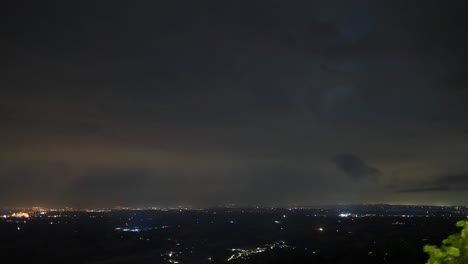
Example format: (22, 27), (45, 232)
(226, 241), (294, 262)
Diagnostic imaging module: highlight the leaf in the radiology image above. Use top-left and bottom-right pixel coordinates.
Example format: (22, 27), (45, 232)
(424, 221), (468, 264)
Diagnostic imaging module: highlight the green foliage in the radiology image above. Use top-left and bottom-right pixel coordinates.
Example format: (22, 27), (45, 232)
(424, 220), (468, 264)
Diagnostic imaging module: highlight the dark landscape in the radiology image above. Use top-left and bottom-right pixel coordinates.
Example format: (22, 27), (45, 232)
(1, 205), (466, 263)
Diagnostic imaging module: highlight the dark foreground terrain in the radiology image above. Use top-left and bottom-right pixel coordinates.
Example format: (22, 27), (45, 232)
(1, 205), (466, 264)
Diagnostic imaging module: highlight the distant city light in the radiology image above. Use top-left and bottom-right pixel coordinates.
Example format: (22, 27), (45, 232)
(122, 228), (141, 232)
(227, 241), (293, 261)
(11, 212), (30, 218)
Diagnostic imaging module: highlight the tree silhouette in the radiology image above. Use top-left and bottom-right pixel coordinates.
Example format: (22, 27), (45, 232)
(424, 220), (468, 264)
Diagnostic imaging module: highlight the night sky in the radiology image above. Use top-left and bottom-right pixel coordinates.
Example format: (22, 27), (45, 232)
(3, 1), (468, 207)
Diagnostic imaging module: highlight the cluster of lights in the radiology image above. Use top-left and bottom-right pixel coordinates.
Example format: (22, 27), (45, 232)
(114, 227), (141, 232)
(227, 241), (292, 261)
(10, 212), (30, 218)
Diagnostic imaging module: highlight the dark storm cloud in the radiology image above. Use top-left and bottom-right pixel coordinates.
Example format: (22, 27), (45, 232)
(4, 0), (468, 126)
(434, 173), (468, 186)
(3, 0), (468, 206)
(393, 173), (468, 194)
(395, 185), (468, 194)
(396, 186), (450, 193)
(332, 154), (380, 180)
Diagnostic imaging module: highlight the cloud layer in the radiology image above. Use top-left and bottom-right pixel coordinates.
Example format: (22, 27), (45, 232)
(2, 0), (468, 206)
